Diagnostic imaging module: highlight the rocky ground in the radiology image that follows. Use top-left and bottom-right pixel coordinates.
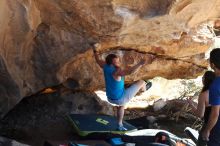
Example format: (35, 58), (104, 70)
(125, 103), (200, 138)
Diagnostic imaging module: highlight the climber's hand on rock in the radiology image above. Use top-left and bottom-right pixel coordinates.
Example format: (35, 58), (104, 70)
(148, 54), (156, 63)
(139, 58), (146, 65)
(90, 42), (98, 53)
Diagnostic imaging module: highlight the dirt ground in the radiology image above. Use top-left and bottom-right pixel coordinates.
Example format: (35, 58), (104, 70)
(124, 101), (201, 138)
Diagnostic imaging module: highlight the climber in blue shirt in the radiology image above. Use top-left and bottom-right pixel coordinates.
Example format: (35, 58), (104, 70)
(202, 48), (220, 146)
(93, 46), (153, 131)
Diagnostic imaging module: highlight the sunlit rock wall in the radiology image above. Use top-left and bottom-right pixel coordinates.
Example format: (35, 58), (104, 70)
(0, 0), (220, 117)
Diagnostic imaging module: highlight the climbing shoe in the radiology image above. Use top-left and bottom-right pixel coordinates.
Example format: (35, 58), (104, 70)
(117, 125), (127, 131)
(145, 81), (152, 91)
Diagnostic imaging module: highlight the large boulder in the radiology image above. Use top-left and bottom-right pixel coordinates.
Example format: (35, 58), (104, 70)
(0, 0), (219, 117)
(0, 87), (113, 146)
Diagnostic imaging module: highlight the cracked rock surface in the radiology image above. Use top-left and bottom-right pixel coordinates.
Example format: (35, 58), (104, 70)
(0, 0), (219, 138)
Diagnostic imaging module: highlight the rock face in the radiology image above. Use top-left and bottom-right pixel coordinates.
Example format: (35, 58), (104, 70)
(0, 0), (219, 121)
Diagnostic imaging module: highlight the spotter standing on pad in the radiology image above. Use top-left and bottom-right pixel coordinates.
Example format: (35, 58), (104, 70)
(202, 48), (220, 146)
(92, 46), (153, 131)
(187, 71), (215, 146)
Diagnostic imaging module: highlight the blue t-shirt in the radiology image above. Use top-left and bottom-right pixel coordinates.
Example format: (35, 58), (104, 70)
(209, 77), (220, 129)
(103, 65), (124, 100)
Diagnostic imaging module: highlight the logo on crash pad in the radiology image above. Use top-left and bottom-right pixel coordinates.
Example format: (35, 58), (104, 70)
(96, 118), (109, 125)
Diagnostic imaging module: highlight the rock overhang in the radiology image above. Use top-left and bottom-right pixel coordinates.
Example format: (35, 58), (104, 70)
(0, 0), (220, 117)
